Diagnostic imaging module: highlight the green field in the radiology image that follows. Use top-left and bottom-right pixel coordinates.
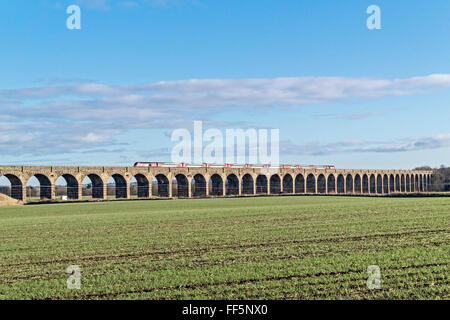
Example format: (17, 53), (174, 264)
(0, 196), (448, 300)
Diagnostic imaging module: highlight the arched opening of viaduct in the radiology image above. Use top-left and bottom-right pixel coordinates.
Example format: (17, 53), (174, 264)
(192, 174), (207, 197)
(295, 174), (305, 193)
(327, 174), (336, 194)
(130, 174), (150, 198)
(317, 174), (326, 194)
(241, 174), (254, 195)
(26, 175), (52, 201)
(209, 174), (223, 196)
(283, 174), (293, 194)
(55, 174), (79, 200)
(0, 174), (23, 200)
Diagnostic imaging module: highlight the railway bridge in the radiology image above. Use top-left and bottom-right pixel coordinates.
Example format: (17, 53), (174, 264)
(0, 166), (433, 202)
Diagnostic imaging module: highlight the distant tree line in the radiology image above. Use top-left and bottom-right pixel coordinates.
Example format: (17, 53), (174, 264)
(415, 165), (450, 192)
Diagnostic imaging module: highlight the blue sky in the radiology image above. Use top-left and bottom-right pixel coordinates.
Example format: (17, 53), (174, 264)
(0, 0), (449, 169)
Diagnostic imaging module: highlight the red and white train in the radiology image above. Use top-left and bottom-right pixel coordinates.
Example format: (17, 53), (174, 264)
(133, 162), (335, 169)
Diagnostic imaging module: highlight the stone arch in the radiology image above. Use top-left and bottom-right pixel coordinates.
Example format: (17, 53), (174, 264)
(130, 174), (150, 198)
(82, 174), (104, 199)
(337, 174), (345, 194)
(226, 174), (239, 195)
(107, 174), (128, 199)
(209, 174), (223, 196)
(419, 175), (423, 191)
(282, 174), (293, 193)
(317, 174), (326, 194)
(241, 174), (254, 195)
(295, 174), (305, 193)
(415, 175), (419, 192)
(153, 174), (169, 197)
(0, 174), (24, 201)
(362, 174), (369, 194)
(345, 174), (353, 194)
(256, 175), (268, 194)
(354, 174), (361, 193)
(327, 174), (336, 194)
(395, 174), (400, 192)
(411, 174), (415, 192)
(306, 174), (315, 193)
(406, 175), (410, 193)
(427, 175), (431, 191)
(377, 174), (383, 194)
(383, 174), (389, 194)
(26, 174), (52, 200)
(55, 174), (79, 200)
(270, 175), (281, 194)
(192, 174), (207, 197)
(390, 174), (395, 193)
(370, 174), (376, 193)
(174, 174), (189, 197)
(401, 174), (406, 192)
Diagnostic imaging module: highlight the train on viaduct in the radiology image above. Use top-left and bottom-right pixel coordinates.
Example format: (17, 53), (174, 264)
(0, 164), (433, 202)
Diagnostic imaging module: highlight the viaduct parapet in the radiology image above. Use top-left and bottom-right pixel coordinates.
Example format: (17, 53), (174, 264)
(0, 166), (433, 202)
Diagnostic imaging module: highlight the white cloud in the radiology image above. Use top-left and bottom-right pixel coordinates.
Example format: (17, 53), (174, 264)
(281, 134), (450, 156)
(1, 74), (449, 156)
(79, 133), (110, 143)
(3, 73), (450, 105)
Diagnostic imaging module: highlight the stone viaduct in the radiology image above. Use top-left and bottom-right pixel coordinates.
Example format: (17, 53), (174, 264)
(0, 166), (433, 202)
